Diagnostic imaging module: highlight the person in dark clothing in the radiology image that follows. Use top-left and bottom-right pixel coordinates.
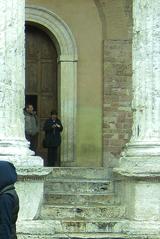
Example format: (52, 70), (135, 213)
(0, 161), (19, 239)
(43, 110), (63, 167)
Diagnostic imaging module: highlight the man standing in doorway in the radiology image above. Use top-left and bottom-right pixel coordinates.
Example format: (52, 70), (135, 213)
(24, 104), (38, 154)
(43, 110), (63, 167)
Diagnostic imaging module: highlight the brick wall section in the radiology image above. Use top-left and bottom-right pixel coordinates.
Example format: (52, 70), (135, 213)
(103, 40), (132, 156)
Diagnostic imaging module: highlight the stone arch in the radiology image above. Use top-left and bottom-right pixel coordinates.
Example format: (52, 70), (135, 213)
(25, 5), (78, 165)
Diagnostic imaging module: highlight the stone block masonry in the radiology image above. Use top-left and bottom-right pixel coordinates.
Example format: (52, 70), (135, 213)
(103, 39), (132, 157)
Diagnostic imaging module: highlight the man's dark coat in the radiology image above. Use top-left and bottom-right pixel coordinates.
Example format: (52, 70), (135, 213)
(43, 118), (63, 147)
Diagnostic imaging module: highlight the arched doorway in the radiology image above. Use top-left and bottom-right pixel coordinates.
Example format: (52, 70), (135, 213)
(25, 6), (78, 166)
(25, 24), (58, 164)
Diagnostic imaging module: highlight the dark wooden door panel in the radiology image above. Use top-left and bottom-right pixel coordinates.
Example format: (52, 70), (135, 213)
(39, 95), (57, 118)
(41, 61), (57, 93)
(25, 60), (39, 93)
(25, 25), (58, 163)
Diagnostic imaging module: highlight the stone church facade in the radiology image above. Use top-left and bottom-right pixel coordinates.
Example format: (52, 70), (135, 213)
(1, 0), (160, 238)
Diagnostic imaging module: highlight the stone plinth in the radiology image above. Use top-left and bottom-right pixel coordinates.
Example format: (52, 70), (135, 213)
(16, 167), (52, 220)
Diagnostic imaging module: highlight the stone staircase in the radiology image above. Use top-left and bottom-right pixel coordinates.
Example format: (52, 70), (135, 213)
(17, 167), (127, 239)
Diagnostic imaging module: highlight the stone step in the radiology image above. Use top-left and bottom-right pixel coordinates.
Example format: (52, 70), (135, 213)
(39, 205), (125, 220)
(44, 192), (116, 205)
(44, 179), (114, 194)
(46, 167), (110, 180)
(17, 219), (124, 234)
(17, 232), (129, 239)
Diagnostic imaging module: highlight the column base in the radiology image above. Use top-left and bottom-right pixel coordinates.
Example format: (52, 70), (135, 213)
(0, 139), (34, 156)
(115, 155), (160, 177)
(0, 139), (44, 166)
(115, 141), (160, 176)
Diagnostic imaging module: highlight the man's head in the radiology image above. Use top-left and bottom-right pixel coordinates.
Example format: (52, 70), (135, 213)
(51, 110), (58, 120)
(0, 161), (17, 191)
(26, 104), (34, 114)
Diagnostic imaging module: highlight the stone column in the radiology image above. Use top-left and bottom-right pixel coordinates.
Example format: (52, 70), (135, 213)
(115, 1), (160, 236)
(118, 0), (160, 174)
(0, 0), (42, 166)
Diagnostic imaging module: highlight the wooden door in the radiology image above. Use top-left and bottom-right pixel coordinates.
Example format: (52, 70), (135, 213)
(25, 25), (58, 164)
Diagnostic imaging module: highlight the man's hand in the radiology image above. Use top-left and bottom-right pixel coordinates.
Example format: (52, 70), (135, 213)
(56, 124), (60, 128)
